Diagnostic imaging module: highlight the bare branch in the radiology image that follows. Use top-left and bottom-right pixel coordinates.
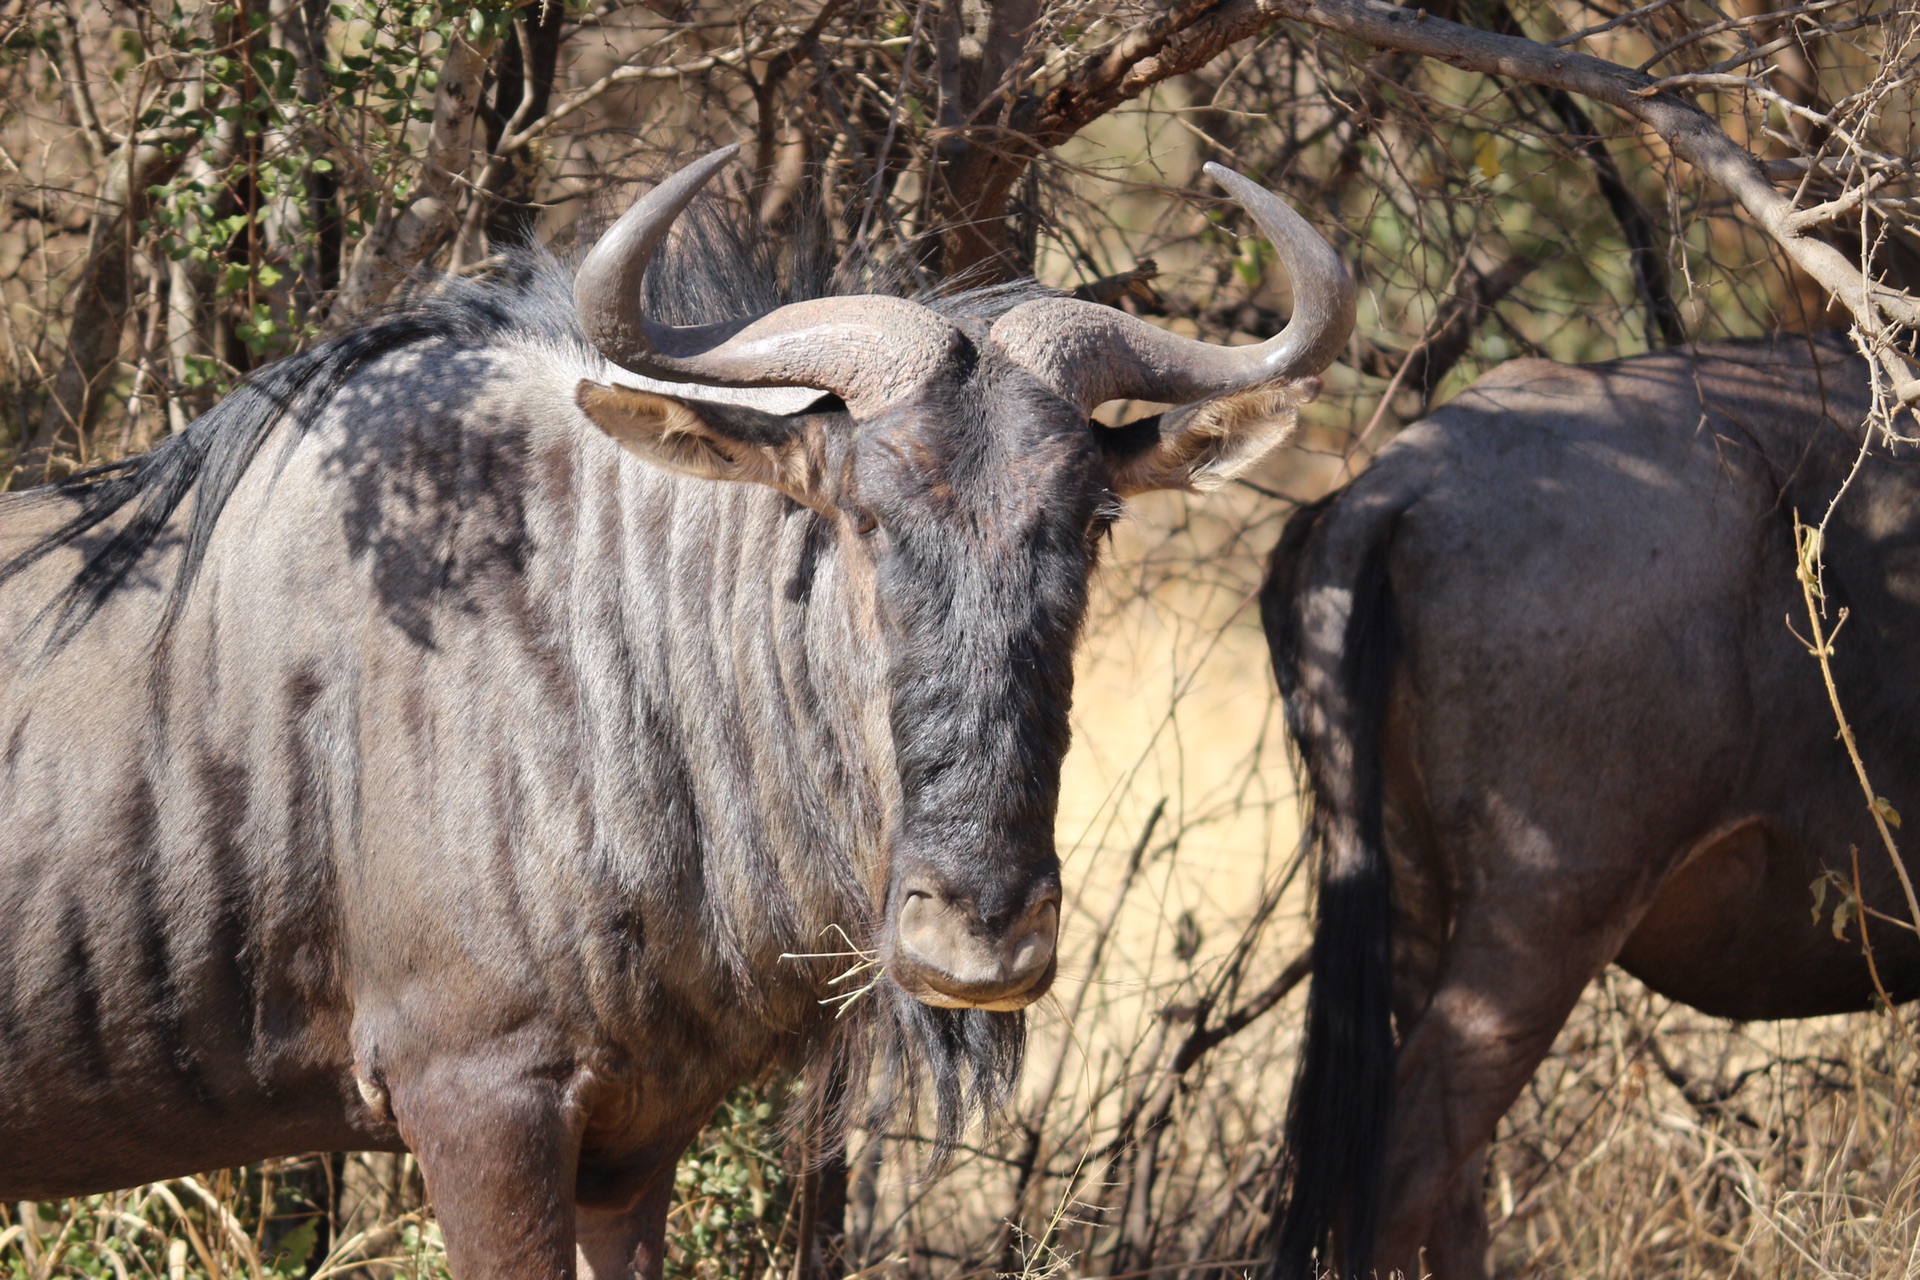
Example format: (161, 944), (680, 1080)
(934, 0), (1277, 279)
(1785, 168), (1893, 233)
(1396, 248), (1543, 409)
(1228, 0), (1915, 366)
(1469, 0), (1684, 347)
(55, 0), (110, 163)
(499, 40), (772, 156)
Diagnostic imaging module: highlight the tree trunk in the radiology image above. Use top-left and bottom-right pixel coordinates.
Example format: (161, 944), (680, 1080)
(329, 31), (499, 323)
(284, 0), (343, 315)
(930, 0), (1042, 281)
(18, 137), (187, 482)
(479, 3), (567, 251)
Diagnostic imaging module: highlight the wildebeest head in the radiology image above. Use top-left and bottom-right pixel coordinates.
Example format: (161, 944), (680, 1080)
(573, 147), (1355, 1015)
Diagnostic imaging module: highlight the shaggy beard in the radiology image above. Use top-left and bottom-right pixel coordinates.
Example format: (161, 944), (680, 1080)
(800, 977), (1026, 1173)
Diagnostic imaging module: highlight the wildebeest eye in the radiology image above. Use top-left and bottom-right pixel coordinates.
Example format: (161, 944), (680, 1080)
(1087, 495), (1125, 545)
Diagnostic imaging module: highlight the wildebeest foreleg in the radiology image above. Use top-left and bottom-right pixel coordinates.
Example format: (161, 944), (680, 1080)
(576, 1179), (675, 1280)
(390, 1061), (585, 1280)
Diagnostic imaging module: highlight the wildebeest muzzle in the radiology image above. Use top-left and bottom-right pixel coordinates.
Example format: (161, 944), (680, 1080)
(884, 869), (1062, 1011)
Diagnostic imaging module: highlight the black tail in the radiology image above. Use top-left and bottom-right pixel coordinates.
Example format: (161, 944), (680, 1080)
(1259, 492), (1399, 1280)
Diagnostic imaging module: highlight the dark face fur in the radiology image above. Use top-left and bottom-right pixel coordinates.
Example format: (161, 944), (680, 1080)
(846, 353), (1112, 1012)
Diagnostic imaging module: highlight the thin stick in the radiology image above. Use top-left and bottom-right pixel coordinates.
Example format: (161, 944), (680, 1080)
(1794, 514), (1918, 937)
(1847, 844), (1920, 1058)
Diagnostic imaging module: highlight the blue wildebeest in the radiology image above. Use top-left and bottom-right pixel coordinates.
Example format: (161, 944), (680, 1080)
(1262, 336), (1919, 1279)
(0, 148), (1354, 1280)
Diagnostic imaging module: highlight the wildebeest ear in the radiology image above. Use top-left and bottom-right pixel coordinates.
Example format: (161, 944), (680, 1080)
(1099, 380), (1318, 497)
(575, 380), (828, 508)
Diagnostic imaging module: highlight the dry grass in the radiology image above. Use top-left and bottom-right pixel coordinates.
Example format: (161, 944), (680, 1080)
(1488, 977), (1920, 1280)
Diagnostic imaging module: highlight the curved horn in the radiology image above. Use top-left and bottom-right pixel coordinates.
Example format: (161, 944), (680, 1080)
(575, 145), (962, 416)
(987, 163), (1356, 410)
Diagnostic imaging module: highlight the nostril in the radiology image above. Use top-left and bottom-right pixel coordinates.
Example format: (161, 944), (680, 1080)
(892, 889), (953, 964)
(1006, 899), (1060, 974)
(1021, 889), (1062, 927)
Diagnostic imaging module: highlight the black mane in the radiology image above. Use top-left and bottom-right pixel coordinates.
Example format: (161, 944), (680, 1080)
(1, 262), (585, 639)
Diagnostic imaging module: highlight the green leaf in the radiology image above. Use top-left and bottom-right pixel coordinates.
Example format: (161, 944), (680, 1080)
(1474, 134), (1501, 181)
(253, 45), (298, 95)
(268, 1221), (318, 1276)
(182, 353), (223, 389)
(1233, 238), (1274, 288)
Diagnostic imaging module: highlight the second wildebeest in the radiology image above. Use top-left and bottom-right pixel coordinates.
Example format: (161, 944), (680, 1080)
(1262, 336), (1918, 1280)
(0, 149), (1354, 1280)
